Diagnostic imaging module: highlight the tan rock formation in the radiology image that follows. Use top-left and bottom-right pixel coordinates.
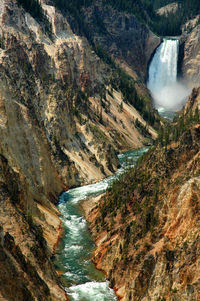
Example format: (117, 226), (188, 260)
(181, 24), (200, 86)
(156, 2), (178, 16)
(0, 0), (160, 299)
(84, 89), (200, 300)
(0, 154), (67, 300)
(0, 0), (159, 188)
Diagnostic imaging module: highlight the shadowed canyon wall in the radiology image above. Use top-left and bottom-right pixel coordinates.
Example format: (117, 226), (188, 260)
(0, 0), (161, 299)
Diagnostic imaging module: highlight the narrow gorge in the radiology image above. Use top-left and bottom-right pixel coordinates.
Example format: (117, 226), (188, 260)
(55, 32), (200, 300)
(0, 0), (200, 301)
(55, 149), (147, 300)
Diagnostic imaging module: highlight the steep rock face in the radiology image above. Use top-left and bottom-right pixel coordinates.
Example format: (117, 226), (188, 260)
(0, 0), (159, 189)
(156, 2), (178, 16)
(0, 155), (67, 301)
(184, 87), (200, 113)
(0, 0), (160, 299)
(81, 2), (160, 80)
(181, 24), (200, 86)
(85, 89), (200, 300)
(181, 14), (200, 34)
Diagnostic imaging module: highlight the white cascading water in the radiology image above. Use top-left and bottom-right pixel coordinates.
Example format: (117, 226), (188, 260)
(148, 38), (190, 116)
(55, 148), (148, 301)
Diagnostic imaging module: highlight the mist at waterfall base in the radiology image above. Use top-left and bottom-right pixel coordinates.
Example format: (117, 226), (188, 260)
(151, 81), (190, 111)
(148, 39), (191, 118)
(54, 148), (148, 301)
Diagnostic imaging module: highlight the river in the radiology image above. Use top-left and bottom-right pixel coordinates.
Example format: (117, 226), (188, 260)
(54, 37), (188, 301)
(54, 148), (148, 301)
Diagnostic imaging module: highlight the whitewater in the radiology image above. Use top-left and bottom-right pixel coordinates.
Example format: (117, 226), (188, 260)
(54, 38), (191, 301)
(54, 148), (148, 301)
(148, 38), (191, 118)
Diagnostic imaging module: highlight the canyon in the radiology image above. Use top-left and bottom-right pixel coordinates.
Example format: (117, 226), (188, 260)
(0, 0), (200, 300)
(84, 87), (200, 300)
(0, 0), (160, 299)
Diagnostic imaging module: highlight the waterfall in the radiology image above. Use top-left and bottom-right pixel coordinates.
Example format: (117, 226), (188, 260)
(147, 38), (190, 115)
(148, 39), (179, 92)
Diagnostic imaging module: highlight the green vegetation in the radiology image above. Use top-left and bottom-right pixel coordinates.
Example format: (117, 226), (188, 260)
(17, 0), (200, 40)
(106, 61), (157, 126)
(102, 0), (200, 36)
(27, 213), (46, 250)
(152, 0), (200, 35)
(90, 124), (108, 142)
(98, 146), (160, 232)
(135, 118), (151, 137)
(157, 107), (200, 147)
(17, 0), (43, 19)
(96, 146), (161, 269)
(17, 0), (52, 37)
(53, 0), (200, 37)
(152, 0), (176, 9)
(62, 86), (90, 122)
(54, 0), (94, 14)
(53, 0), (157, 35)
(99, 107), (200, 215)
(102, 0), (155, 25)
(97, 104), (200, 268)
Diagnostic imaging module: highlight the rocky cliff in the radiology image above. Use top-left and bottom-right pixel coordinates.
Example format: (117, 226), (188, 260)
(80, 1), (160, 81)
(0, 0), (160, 188)
(156, 2), (178, 16)
(180, 24), (200, 86)
(85, 88), (200, 300)
(0, 0), (161, 299)
(0, 154), (68, 301)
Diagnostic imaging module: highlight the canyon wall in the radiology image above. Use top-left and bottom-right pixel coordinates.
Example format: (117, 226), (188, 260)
(81, 1), (160, 81)
(0, 0), (160, 299)
(85, 88), (200, 300)
(180, 24), (200, 86)
(0, 0), (160, 188)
